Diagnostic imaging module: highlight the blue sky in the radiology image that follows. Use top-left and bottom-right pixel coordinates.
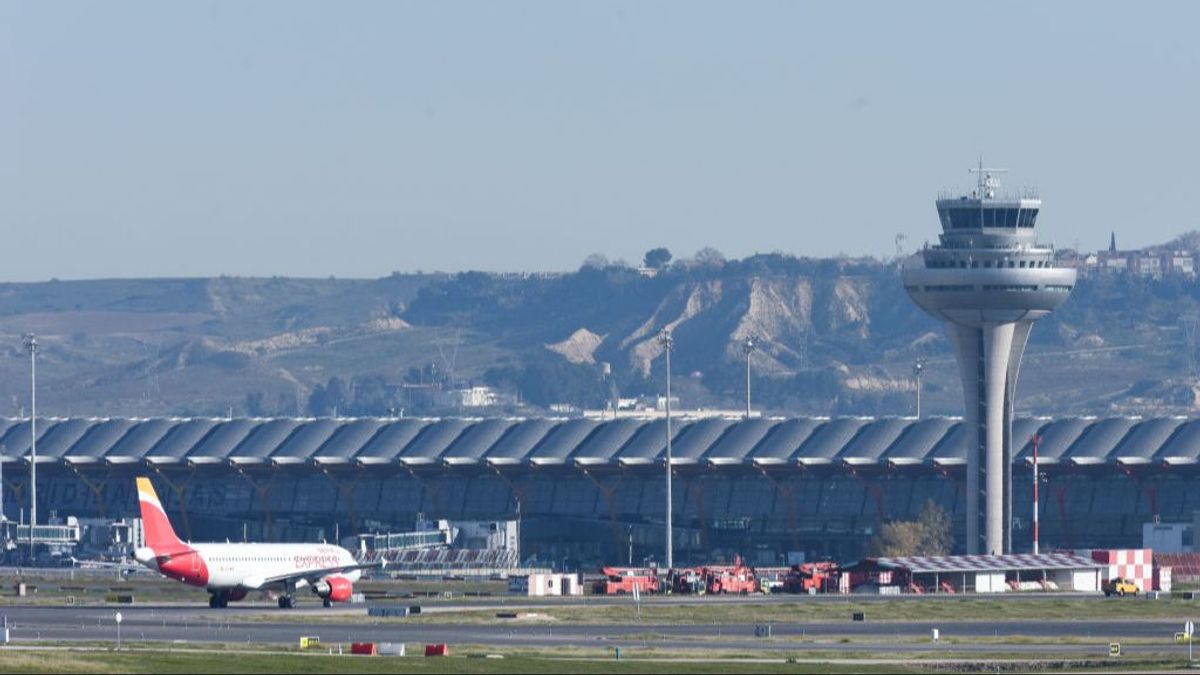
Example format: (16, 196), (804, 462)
(2, 1), (1197, 280)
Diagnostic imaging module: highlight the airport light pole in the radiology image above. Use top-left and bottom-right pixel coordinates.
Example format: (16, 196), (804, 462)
(658, 329), (674, 572)
(912, 359), (924, 418)
(23, 333), (37, 560)
(742, 336), (755, 418)
(1031, 434), (1041, 555)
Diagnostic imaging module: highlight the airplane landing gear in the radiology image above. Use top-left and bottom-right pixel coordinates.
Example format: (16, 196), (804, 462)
(278, 595), (295, 609)
(209, 592), (228, 609)
(323, 598), (332, 608)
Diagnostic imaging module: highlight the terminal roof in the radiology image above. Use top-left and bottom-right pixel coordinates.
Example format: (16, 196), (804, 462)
(0, 415), (1195, 469)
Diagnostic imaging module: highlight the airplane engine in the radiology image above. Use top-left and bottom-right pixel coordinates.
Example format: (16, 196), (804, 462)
(312, 576), (353, 603)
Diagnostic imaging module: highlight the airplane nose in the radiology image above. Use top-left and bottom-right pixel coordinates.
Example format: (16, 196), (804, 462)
(134, 547), (158, 570)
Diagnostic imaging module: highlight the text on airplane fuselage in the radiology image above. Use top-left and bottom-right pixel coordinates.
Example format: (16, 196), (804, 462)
(294, 554), (341, 569)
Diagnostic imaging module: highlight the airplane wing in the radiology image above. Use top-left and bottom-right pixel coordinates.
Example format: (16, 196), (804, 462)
(242, 558), (386, 590)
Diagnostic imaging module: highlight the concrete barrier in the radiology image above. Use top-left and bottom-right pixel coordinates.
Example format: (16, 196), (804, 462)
(378, 643), (405, 656)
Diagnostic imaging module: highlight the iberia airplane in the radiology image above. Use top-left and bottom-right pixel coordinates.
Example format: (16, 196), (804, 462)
(132, 477), (384, 608)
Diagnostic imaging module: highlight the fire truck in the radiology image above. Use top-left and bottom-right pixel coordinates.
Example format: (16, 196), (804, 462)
(703, 556), (761, 595)
(669, 567), (706, 595)
(592, 566), (661, 595)
(782, 561), (838, 594)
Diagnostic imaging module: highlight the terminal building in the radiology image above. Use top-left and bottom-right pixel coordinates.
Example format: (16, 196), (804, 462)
(0, 414), (1196, 565)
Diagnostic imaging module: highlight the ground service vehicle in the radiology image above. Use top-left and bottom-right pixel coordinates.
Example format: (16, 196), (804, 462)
(593, 567), (660, 595)
(704, 556), (760, 595)
(669, 568), (706, 595)
(782, 562), (838, 594)
(1103, 577), (1139, 597)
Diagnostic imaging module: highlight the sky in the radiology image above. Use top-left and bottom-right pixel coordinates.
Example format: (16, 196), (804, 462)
(2, 1), (1198, 281)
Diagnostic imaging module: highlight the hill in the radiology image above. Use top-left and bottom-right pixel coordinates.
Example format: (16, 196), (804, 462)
(1, 253), (1199, 419)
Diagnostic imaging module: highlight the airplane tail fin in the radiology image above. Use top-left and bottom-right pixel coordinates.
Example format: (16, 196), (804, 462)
(136, 477), (186, 552)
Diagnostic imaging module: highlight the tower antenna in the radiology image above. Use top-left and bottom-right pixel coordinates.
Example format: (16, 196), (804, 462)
(968, 157), (1008, 199)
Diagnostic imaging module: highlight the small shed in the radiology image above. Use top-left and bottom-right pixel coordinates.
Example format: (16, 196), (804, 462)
(844, 553), (1103, 594)
(507, 573), (583, 596)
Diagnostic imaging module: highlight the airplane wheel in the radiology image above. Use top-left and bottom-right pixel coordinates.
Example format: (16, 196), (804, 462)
(209, 595), (220, 609)
(323, 599), (332, 608)
(279, 596), (294, 609)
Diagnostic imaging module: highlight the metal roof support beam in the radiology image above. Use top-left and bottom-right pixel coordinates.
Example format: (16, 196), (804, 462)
(231, 464), (279, 541)
(756, 467), (802, 555)
(147, 464), (197, 542)
(316, 464), (363, 536)
(403, 466), (444, 520)
(689, 476), (710, 555)
(65, 463), (113, 518)
(489, 466), (526, 561)
(489, 466), (527, 522)
(3, 471), (25, 520)
(1119, 465), (1161, 524)
(580, 467), (628, 559)
(845, 466), (889, 524)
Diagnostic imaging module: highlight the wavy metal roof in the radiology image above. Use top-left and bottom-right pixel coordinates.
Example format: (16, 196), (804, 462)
(0, 415), (1196, 469)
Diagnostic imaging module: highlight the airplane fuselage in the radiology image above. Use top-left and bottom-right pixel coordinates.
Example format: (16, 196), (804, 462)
(135, 542), (361, 591)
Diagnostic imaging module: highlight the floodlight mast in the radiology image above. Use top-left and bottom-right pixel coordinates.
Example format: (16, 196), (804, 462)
(742, 336), (756, 419)
(658, 329), (675, 572)
(1031, 434), (1041, 555)
(913, 359), (925, 418)
(23, 333), (37, 560)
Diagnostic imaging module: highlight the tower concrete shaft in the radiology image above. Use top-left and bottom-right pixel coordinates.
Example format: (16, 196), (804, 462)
(902, 165), (1074, 555)
(947, 321), (1031, 553)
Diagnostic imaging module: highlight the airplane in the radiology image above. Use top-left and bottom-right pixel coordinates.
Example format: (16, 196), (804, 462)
(132, 477), (383, 608)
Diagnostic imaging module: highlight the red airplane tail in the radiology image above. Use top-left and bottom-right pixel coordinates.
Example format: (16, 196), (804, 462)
(136, 477), (188, 552)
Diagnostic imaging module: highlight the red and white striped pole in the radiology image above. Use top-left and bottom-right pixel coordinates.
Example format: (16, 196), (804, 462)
(1031, 434), (1041, 555)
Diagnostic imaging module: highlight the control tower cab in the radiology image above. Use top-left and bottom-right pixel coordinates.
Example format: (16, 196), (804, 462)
(902, 164), (1075, 555)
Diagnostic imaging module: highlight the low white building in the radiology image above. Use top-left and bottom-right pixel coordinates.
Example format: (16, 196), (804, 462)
(440, 386), (500, 408)
(508, 573), (583, 596)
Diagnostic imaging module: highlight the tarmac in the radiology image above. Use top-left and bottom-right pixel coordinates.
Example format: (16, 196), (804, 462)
(0, 603), (1195, 658)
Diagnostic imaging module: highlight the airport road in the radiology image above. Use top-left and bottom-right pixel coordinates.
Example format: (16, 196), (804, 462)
(0, 604), (1195, 657)
(403, 590), (1109, 610)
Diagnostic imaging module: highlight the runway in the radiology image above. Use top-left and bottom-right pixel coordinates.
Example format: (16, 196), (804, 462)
(0, 604), (1193, 657)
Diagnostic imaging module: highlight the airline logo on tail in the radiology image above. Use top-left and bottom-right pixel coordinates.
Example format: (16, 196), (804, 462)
(136, 477), (187, 552)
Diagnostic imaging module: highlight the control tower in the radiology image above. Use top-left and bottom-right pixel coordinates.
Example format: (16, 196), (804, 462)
(902, 164), (1075, 555)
